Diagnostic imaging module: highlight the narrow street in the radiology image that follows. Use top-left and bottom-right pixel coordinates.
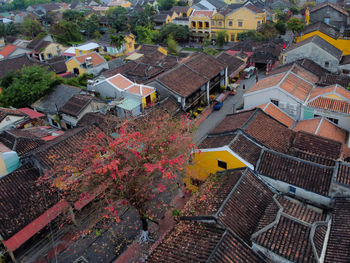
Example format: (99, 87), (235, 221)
(193, 72), (266, 145)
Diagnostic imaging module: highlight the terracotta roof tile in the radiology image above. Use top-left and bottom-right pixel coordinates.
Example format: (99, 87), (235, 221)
(74, 52), (105, 67)
(257, 150), (334, 196)
(309, 97), (350, 114)
(60, 94), (95, 117)
(191, 10), (214, 17)
(199, 133), (236, 149)
(311, 2), (349, 16)
(279, 73), (313, 101)
(325, 199), (350, 263)
(108, 74), (134, 90)
(0, 44), (18, 58)
(257, 102), (295, 128)
(126, 84), (154, 97)
(210, 110), (255, 134)
(229, 133), (262, 166)
(336, 163), (350, 187)
(0, 107), (27, 122)
(247, 73), (286, 94)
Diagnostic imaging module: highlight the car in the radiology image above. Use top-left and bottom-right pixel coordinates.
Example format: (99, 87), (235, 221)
(243, 66), (256, 79)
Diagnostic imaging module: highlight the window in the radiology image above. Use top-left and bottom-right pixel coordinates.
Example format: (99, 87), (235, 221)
(218, 21), (222, 26)
(217, 160), (227, 169)
(238, 21), (243, 27)
(229, 21), (233, 26)
(79, 50), (82, 55)
(327, 117), (339, 124)
(271, 99), (279, 106)
(205, 22), (209, 28)
(257, 21), (261, 27)
(324, 61), (329, 68)
(289, 186), (296, 194)
(211, 21), (215, 26)
(314, 114), (321, 118)
(231, 34), (235, 41)
(342, 69), (350, 75)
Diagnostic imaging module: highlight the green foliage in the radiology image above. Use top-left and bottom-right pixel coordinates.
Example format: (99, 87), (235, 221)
(50, 20), (85, 45)
(275, 9), (289, 22)
(0, 23), (19, 38)
(21, 17), (43, 39)
(257, 22), (279, 39)
(202, 38), (210, 48)
(289, 6), (300, 15)
(167, 35), (178, 55)
(129, 5), (156, 32)
(159, 23), (190, 43)
(107, 7), (129, 33)
(203, 47), (219, 56)
(287, 17), (305, 33)
(63, 73), (93, 88)
(158, 0), (176, 10)
(110, 34), (126, 49)
(172, 209), (181, 217)
(135, 25), (159, 44)
(216, 30), (228, 48)
(275, 21), (287, 35)
(84, 14), (100, 38)
(0, 66), (61, 108)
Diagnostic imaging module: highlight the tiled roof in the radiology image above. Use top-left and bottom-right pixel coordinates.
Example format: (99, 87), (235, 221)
(309, 96), (350, 114)
(183, 52), (226, 80)
(211, 109), (295, 153)
(309, 84), (350, 102)
(0, 107), (26, 122)
(286, 35), (343, 61)
(336, 162), (350, 187)
(108, 74), (133, 90)
(247, 73), (286, 94)
(291, 149), (336, 166)
(293, 130), (342, 160)
(147, 221), (265, 263)
(296, 58), (331, 77)
(157, 62), (208, 97)
(0, 130), (45, 156)
(199, 133), (237, 149)
(0, 44), (18, 58)
(311, 2), (349, 16)
(257, 102), (295, 128)
(302, 22), (339, 39)
(126, 84), (154, 97)
(293, 117), (348, 144)
(244, 3), (264, 13)
(77, 112), (122, 132)
(182, 168), (275, 242)
(60, 94), (95, 117)
(229, 133), (262, 166)
(47, 56), (67, 74)
(290, 63), (319, 83)
(279, 72), (314, 101)
(73, 52), (106, 67)
(257, 150), (334, 196)
(318, 74), (350, 88)
(324, 199), (350, 263)
(191, 10), (214, 17)
(0, 163), (60, 240)
(216, 52), (244, 76)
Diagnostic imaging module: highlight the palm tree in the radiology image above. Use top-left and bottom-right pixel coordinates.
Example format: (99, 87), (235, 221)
(110, 34), (126, 53)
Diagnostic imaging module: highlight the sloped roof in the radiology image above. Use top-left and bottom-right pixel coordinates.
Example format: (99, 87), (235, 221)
(73, 52), (106, 67)
(0, 107), (26, 122)
(257, 102), (295, 128)
(216, 51), (245, 76)
(286, 35), (343, 61)
(60, 94), (97, 117)
(311, 2), (349, 16)
(324, 199), (350, 262)
(302, 22), (339, 39)
(0, 44), (18, 58)
(190, 10), (214, 17)
(257, 150), (334, 196)
(244, 3), (264, 13)
(293, 117), (348, 144)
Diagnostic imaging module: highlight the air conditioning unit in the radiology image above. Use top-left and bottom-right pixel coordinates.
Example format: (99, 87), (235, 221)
(279, 101), (287, 109)
(85, 57), (92, 66)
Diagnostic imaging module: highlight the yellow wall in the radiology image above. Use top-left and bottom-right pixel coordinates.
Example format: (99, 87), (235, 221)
(75, 47), (101, 56)
(141, 91), (157, 108)
(42, 43), (67, 60)
(66, 58), (87, 76)
(211, 7), (266, 42)
(296, 31), (350, 55)
(187, 150), (247, 183)
(190, 15), (211, 38)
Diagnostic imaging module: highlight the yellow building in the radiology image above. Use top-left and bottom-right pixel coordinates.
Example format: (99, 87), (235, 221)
(99, 33), (136, 57)
(189, 10), (215, 42)
(66, 51), (108, 76)
(211, 4), (266, 42)
(41, 42), (67, 60)
(187, 147), (250, 184)
(74, 42), (101, 56)
(296, 22), (350, 55)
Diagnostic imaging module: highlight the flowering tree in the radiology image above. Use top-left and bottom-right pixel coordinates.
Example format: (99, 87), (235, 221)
(45, 111), (194, 232)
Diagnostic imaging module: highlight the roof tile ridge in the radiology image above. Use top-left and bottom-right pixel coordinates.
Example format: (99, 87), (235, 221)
(251, 194), (282, 239)
(241, 109), (260, 130)
(309, 219), (331, 261)
(315, 117), (323, 135)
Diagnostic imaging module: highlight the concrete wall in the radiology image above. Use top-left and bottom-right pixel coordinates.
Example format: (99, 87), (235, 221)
(284, 42), (339, 72)
(87, 62), (109, 76)
(260, 175), (332, 207)
(310, 7), (348, 29)
(244, 87), (302, 118)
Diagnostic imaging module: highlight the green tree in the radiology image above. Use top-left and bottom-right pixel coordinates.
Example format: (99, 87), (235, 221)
(85, 14), (100, 38)
(167, 35), (178, 55)
(110, 34), (126, 50)
(287, 17), (304, 34)
(107, 7), (129, 33)
(51, 20), (85, 45)
(0, 23), (19, 38)
(159, 23), (190, 43)
(135, 25), (159, 44)
(130, 5), (156, 32)
(289, 6), (300, 15)
(216, 30), (228, 48)
(0, 66), (60, 108)
(258, 22), (279, 39)
(21, 17), (43, 39)
(158, 0), (176, 10)
(275, 21), (287, 35)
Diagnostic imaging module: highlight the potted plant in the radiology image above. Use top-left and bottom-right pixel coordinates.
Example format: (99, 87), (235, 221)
(220, 85), (226, 92)
(197, 107), (203, 113)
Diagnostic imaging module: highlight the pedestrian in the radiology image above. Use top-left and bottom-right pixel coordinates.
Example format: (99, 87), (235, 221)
(242, 84), (245, 90)
(256, 75), (258, 82)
